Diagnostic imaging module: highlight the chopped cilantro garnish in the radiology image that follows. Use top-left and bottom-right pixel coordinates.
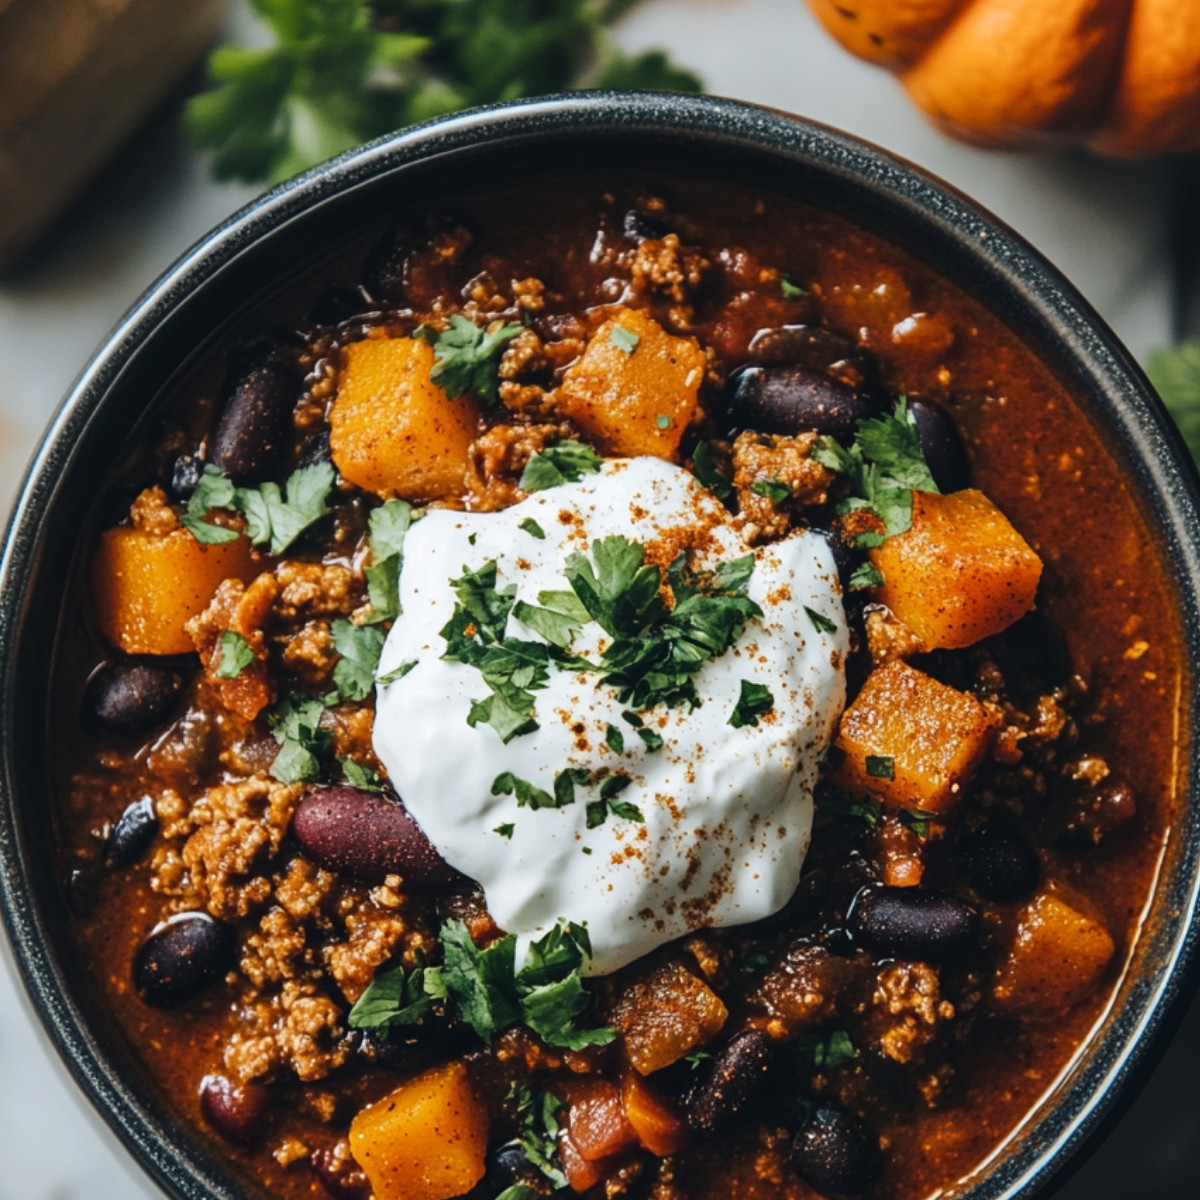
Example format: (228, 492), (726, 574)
(815, 789), (882, 826)
(900, 809), (939, 839)
(494, 823), (515, 839)
(848, 562), (884, 591)
(740, 951), (771, 974)
(520, 439), (604, 493)
(636, 726), (664, 751)
(750, 477), (791, 505)
(268, 693), (333, 783)
(685, 1050), (713, 1069)
(364, 499), (413, 623)
(804, 606), (838, 635)
(509, 1084), (568, 1189)
(813, 397), (939, 541)
(519, 517), (547, 539)
(729, 680), (775, 728)
(600, 774), (631, 799)
(213, 630), (254, 679)
(340, 756), (383, 791)
(581, 845), (593, 855)
(586, 775), (643, 826)
(554, 767), (591, 809)
(780, 275), (807, 299)
(865, 754), (895, 780)
(492, 771), (556, 811)
(180, 465), (240, 544)
(512, 597), (585, 650)
(609, 324), (640, 355)
(605, 724), (625, 754)
(429, 313), (522, 405)
(377, 659), (417, 685)
(347, 960), (435, 1031)
(468, 532), (478, 545)
(797, 1029), (857, 1070)
(691, 440), (734, 502)
(238, 462), (336, 554)
(330, 618), (386, 701)
(565, 536), (762, 713)
(608, 798), (644, 823)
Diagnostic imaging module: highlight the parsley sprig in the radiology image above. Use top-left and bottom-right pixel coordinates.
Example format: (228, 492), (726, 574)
(520, 439), (603, 493)
(364, 499), (413, 623)
(565, 537), (762, 712)
(812, 398), (939, 544)
(348, 918), (613, 1050)
(430, 314), (523, 406)
(187, 1), (701, 185)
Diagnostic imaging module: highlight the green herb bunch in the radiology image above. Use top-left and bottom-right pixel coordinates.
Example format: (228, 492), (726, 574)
(187, 0), (702, 184)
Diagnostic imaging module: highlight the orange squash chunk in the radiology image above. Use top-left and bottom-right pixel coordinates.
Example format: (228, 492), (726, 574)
(559, 1130), (605, 1193)
(556, 308), (705, 460)
(621, 1071), (688, 1156)
(869, 488), (1042, 651)
(992, 885), (1115, 1015)
(609, 961), (727, 1075)
(349, 1062), (488, 1200)
(833, 661), (998, 816)
(330, 336), (480, 501)
(92, 527), (256, 656)
(565, 1079), (639, 1161)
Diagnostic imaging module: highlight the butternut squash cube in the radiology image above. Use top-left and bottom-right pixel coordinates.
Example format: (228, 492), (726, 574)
(621, 1071), (688, 1156)
(833, 660), (998, 815)
(349, 1062), (488, 1200)
(609, 961), (727, 1075)
(92, 527), (256, 656)
(869, 488), (1042, 650)
(565, 1079), (640, 1161)
(992, 885), (1115, 1015)
(330, 336), (480, 501)
(556, 308), (706, 459)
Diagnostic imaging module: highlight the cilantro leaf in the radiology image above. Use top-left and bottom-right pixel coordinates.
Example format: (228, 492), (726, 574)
(364, 499), (413, 623)
(509, 1084), (568, 1189)
(816, 788), (882, 826)
(609, 324), (639, 355)
(553, 767), (590, 809)
(750, 477), (791, 505)
(519, 517), (546, 539)
(496, 1187), (540, 1200)
(797, 1028), (857, 1070)
(848, 562), (884, 591)
(865, 754), (895, 780)
(440, 920), (521, 1042)
(430, 314), (522, 405)
(441, 561), (516, 659)
(237, 462), (336, 554)
(512, 599), (583, 650)
(377, 659), (417, 685)
(608, 798), (644, 823)
(347, 961), (434, 1030)
(804, 606), (838, 635)
(267, 693), (332, 782)
(1148, 339), (1200, 463)
(331, 618), (386, 701)
(605, 724), (625, 754)
(180, 464), (241, 545)
(520, 439), (604, 493)
(213, 630), (254, 679)
(516, 922), (613, 1050)
(491, 771), (556, 811)
(729, 680), (774, 728)
(565, 536), (663, 638)
(780, 275), (806, 299)
(494, 822), (515, 839)
(340, 756), (383, 791)
(691, 440), (734, 502)
(636, 726), (664, 751)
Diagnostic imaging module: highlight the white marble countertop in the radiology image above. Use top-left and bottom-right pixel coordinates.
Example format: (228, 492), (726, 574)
(0, 1), (1193, 1197)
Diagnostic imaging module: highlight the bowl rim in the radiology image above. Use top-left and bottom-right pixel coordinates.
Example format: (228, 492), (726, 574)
(2, 89), (1199, 1200)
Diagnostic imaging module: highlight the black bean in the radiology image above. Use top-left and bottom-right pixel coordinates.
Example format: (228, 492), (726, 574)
(687, 1029), (775, 1135)
(83, 661), (186, 734)
(292, 786), (460, 888)
(747, 325), (871, 390)
(485, 1141), (536, 1194)
(211, 354), (299, 483)
(170, 454), (205, 502)
(907, 398), (969, 492)
(725, 365), (879, 441)
(133, 913), (234, 1007)
(199, 1073), (267, 1147)
(360, 1024), (458, 1074)
(848, 886), (978, 961)
(105, 797), (159, 868)
(792, 1105), (879, 1195)
(960, 819), (1039, 902)
(622, 208), (669, 242)
(299, 428), (332, 467)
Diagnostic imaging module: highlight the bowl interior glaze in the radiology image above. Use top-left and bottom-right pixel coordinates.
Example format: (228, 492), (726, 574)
(1, 93), (1198, 1200)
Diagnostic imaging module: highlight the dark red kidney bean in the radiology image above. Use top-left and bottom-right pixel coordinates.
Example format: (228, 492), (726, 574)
(725, 365), (879, 441)
(848, 886), (978, 961)
(907, 398), (970, 492)
(622, 208), (669, 242)
(211, 354), (298, 483)
(133, 913), (234, 1007)
(170, 454), (205, 502)
(747, 325), (871, 390)
(199, 1074), (267, 1147)
(960, 819), (1039, 902)
(687, 1029), (775, 1135)
(83, 662), (185, 734)
(292, 787), (459, 887)
(792, 1105), (879, 1195)
(105, 797), (159, 868)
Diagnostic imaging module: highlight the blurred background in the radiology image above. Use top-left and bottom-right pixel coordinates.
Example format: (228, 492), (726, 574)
(0, 1), (1197, 1197)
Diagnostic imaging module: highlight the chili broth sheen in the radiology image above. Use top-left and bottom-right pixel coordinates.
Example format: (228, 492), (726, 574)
(56, 174), (1179, 1200)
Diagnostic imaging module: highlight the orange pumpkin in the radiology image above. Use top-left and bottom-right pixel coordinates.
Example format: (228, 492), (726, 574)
(805, 0), (1200, 157)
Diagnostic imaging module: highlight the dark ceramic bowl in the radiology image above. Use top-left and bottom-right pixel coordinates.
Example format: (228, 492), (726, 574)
(1, 92), (1198, 1200)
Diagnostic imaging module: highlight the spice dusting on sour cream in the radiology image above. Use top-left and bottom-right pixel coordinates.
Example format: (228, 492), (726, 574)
(373, 457), (847, 974)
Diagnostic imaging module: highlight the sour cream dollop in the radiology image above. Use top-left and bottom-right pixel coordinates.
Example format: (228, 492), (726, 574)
(373, 457), (846, 973)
